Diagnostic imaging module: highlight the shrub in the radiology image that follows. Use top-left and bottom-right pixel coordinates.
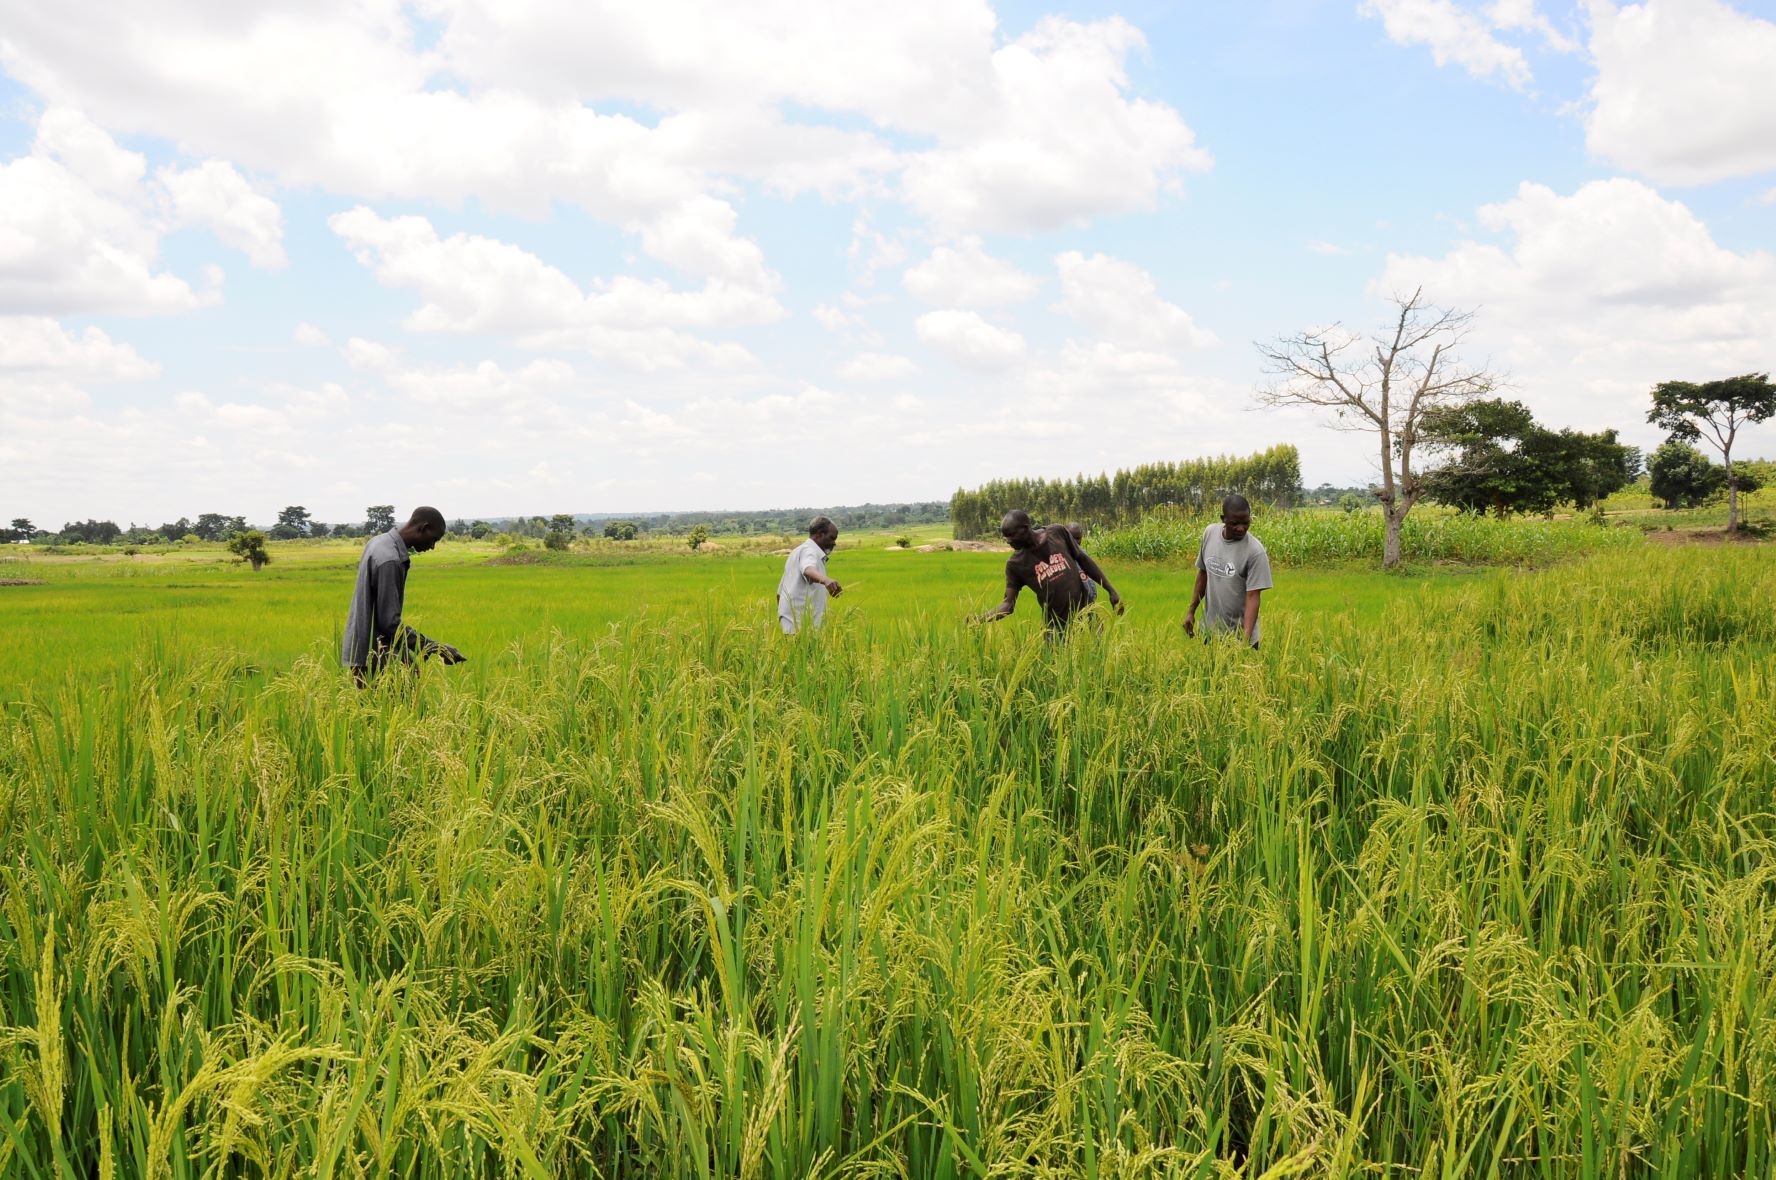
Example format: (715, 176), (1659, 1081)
(225, 530), (271, 570)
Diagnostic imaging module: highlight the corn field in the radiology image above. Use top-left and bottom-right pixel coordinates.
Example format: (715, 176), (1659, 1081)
(2, 547), (1773, 1177)
(1095, 508), (1645, 566)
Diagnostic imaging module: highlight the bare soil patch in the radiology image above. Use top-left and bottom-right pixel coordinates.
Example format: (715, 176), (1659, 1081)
(0, 578), (44, 586)
(916, 540), (1008, 554)
(1644, 528), (1766, 547)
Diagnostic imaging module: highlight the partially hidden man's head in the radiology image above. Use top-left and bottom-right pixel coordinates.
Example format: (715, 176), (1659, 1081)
(1000, 510), (1037, 551)
(1065, 521), (1085, 544)
(402, 506), (447, 552)
(809, 515), (839, 552)
(1220, 494), (1252, 542)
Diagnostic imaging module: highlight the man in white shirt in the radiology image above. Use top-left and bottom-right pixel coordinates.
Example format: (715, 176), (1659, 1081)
(777, 516), (844, 633)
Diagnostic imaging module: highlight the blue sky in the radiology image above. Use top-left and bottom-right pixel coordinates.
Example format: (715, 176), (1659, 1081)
(3, 0), (1774, 526)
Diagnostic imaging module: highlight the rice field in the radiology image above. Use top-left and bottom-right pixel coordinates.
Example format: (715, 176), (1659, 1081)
(1, 542), (1773, 1177)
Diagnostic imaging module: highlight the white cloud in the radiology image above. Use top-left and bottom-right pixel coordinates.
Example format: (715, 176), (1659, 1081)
(1486, 0), (1575, 52)
(0, 1), (1205, 238)
(0, 316), (158, 379)
(838, 352), (920, 381)
(1584, 0), (1776, 185)
(637, 195), (776, 289)
(1308, 241), (1353, 256)
(293, 322), (329, 347)
(0, 109), (208, 314)
(1761, 187), (1776, 207)
(810, 301), (884, 348)
(343, 337), (397, 371)
(900, 17), (1211, 232)
(330, 207), (779, 367)
(903, 237), (1040, 306)
(158, 159), (286, 268)
(848, 215), (908, 287)
(1053, 251), (1217, 350)
(1376, 178), (1776, 434)
(384, 358), (579, 413)
(915, 308), (1026, 370)
(812, 304), (855, 333)
(1360, 0), (1532, 88)
(32, 106), (145, 194)
(175, 390), (291, 434)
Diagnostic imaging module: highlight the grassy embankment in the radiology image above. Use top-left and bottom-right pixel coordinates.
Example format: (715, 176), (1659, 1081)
(1, 531), (1773, 1177)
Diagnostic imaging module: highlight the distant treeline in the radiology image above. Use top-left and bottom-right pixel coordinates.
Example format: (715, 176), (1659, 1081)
(950, 446), (1302, 540)
(482, 502), (951, 539)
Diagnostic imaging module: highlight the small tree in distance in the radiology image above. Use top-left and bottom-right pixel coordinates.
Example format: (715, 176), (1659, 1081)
(1648, 373), (1775, 533)
(272, 505), (312, 540)
(365, 505), (397, 533)
(227, 530), (272, 570)
(688, 524), (710, 550)
(1258, 288), (1500, 568)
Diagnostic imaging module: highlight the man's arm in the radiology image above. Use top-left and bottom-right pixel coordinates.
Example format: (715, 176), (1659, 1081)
(1184, 568), (1208, 636)
(980, 565), (1022, 622)
(1239, 546), (1271, 648)
(1053, 528), (1122, 610)
(802, 559), (842, 597)
(369, 562), (464, 663)
(370, 558), (411, 655)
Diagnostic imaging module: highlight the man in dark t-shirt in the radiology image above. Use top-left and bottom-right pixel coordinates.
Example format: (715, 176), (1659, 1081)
(981, 510), (1123, 630)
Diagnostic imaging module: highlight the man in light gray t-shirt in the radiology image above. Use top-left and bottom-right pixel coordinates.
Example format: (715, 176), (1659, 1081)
(1184, 494), (1273, 648)
(777, 516), (844, 634)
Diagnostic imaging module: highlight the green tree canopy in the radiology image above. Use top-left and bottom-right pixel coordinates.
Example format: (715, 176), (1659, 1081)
(226, 529), (272, 570)
(1648, 373), (1775, 531)
(1421, 399), (1640, 516)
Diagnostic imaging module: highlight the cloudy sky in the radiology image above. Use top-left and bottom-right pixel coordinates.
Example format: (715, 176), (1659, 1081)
(3, 0), (1774, 526)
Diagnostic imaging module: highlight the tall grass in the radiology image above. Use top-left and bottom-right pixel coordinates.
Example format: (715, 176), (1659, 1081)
(1, 548), (1773, 1176)
(1096, 507), (1645, 565)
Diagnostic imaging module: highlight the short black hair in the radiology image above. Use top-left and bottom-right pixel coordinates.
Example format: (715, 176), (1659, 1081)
(407, 506), (446, 531)
(809, 516), (836, 536)
(1221, 494), (1251, 517)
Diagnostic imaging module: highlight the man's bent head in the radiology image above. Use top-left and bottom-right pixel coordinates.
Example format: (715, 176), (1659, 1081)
(809, 515), (839, 552)
(1001, 510), (1036, 550)
(402, 506), (448, 552)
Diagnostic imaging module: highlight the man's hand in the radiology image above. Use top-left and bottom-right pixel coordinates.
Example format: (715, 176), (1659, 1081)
(1108, 590), (1125, 615)
(437, 643), (467, 665)
(1182, 611), (1197, 638)
(825, 578), (844, 598)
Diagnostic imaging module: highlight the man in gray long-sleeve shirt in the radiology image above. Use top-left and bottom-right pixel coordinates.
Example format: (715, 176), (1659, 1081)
(342, 505), (465, 683)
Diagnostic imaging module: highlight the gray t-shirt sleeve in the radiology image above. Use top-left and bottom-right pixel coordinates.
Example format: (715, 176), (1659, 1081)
(1195, 526), (1210, 571)
(1245, 545), (1273, 593)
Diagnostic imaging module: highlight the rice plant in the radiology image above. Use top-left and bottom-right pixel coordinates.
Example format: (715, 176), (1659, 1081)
(1, 547), (1772, 1177)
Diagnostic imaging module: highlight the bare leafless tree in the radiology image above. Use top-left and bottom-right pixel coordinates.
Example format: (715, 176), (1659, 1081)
(1257, 288), (1499, 568)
